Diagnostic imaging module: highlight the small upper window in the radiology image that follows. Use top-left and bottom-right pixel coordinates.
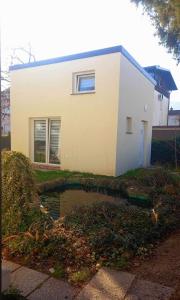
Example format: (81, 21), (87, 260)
(73, 72), (95, 94)
(78, 74), (95, 92)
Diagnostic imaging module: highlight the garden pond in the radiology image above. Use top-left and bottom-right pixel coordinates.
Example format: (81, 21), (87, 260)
(40, 189), (128, 219)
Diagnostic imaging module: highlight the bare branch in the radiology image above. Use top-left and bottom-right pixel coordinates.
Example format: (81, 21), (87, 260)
(1, 44), (36, 134)
(10, 44), (36, 65)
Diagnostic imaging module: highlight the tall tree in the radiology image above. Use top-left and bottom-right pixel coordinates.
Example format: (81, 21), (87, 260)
(131, 0), (180, 63)
(1, 43), (36, 90)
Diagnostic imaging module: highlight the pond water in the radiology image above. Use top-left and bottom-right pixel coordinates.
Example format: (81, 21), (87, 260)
(40, 189), (127, 219)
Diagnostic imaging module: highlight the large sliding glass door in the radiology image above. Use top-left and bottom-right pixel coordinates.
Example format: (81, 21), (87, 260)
(33, 118), (60, 164)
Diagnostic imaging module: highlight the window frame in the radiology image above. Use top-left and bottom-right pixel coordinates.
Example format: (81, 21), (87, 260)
(30, 117), (61, 166)
(72, 71), (95, 94)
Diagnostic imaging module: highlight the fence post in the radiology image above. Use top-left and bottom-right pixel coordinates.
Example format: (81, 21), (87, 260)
(174, 130), (177, 169)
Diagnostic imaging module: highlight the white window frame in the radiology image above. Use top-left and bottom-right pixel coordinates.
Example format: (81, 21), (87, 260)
(72, 71), (95, 94)
(30, 117), (61, 165)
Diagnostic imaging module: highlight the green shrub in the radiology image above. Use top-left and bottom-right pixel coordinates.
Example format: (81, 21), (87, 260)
(152, 193), (180, 234)
(138, 168), (179, 188)
(52, 263), (65, 279)
(64, 202), (156, 255)
(4, 207), (54, 258)
(65, 199), (180, 259)
(4, 196), (180, 284)
(2, 151), (38, 236)
(122, 168), (147, 180)
(6, 235), (39, 256)
(122, 167), (179, 189)
(69, 268), (91, 284)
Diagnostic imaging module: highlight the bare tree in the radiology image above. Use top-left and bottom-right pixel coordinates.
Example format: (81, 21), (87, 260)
(1, 71), (10, 90)
(1, 44), (36, 135)
(10, 43), (36, 65)
(1, 72), (10, 134)
(1, 43), (36, 89)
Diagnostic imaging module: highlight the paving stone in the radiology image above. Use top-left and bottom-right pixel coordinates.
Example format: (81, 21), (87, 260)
(28, 277), (75, 300)
(2, 260), (21, 272)
(76, 268), (135, 300)
(2, 268), (11, 291)
(124, 295), (139, 300)
(77, 285), (116, 300)
(11, 266), (49, 297)
(126, 279), (174, 300)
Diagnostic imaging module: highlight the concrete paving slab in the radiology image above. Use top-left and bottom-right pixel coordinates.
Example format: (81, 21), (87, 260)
(2, 260), (21, 272)
(124, 295), (139, 300)
(77, 268), (135, 300)
(2, 268), (11, 292)
(126, 279), (174, 300)
(28, 277), (76, 300)
(11, 266), (49, 297)
(77, 284), (125, 300)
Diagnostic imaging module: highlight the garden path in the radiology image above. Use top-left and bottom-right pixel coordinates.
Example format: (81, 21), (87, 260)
(2, 260), (174, 299)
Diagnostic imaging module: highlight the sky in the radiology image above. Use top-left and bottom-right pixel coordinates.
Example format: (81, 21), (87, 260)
(1, 0), (180, 108)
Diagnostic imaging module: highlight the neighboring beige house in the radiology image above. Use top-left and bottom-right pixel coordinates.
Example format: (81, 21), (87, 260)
(144, 66), (177, 126)
(10, 46), (155, 176)
(168, 109), (180, 126)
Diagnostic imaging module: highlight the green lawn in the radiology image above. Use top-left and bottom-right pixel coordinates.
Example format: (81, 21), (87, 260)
(34, 169), (112, 183)
(34, 167), (180, 184)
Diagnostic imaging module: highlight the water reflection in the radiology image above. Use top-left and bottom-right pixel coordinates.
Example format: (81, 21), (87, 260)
(40, 189), (127, 219)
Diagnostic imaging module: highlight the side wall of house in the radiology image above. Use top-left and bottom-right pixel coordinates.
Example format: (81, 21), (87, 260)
(152, 90), (169, 126)
(115, 54), (154, 176)
(10, 53), (120, 176)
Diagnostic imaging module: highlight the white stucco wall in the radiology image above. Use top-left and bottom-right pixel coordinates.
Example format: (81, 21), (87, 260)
(115, 54), (154, 176)
(152, 90), (169, 126)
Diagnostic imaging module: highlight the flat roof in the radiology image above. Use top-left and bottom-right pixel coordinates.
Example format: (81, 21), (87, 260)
(9, 45), (156, 85)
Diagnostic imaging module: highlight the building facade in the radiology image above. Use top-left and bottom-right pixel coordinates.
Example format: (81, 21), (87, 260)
(144, 66), (177, 126)
(168, 109), (180, 126)
(10, 46), (155, 176)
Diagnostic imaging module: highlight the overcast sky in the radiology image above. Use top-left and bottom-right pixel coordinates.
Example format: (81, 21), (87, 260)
(1, 0), (180, 108)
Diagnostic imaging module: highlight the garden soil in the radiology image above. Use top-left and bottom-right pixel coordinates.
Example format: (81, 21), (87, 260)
(129, 230), (180, 299)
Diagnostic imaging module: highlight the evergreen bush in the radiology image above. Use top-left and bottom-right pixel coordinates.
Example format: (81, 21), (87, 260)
(2, 151), (38, 236)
